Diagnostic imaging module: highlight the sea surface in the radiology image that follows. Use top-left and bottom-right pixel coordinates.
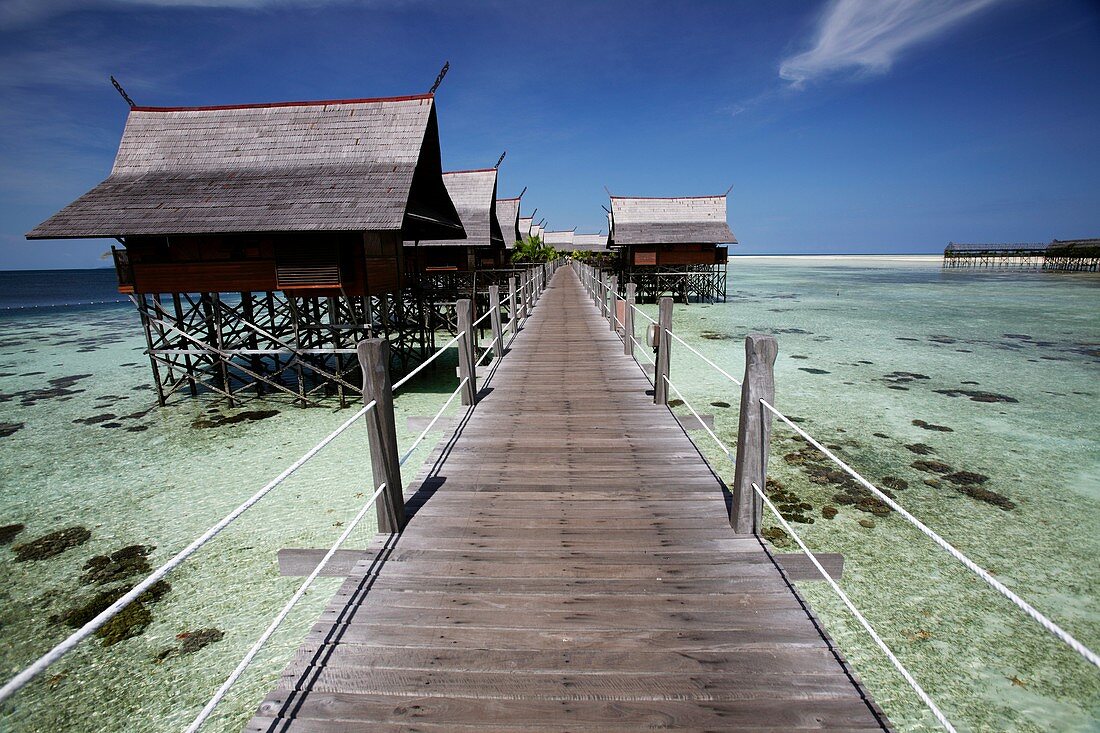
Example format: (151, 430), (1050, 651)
(0, 259), (1098, 732)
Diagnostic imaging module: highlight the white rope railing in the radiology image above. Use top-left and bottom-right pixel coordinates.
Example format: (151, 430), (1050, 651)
(185, 479), (390, 732)
(0, 286), (533, 706)
(0, 399), (378, 705)
(662, 375), (732, 459)
(665, 328), (742, 386)
(759, 398), (1100, 670)
(399, 378), (468, 466)
(752, 481), (957, 733)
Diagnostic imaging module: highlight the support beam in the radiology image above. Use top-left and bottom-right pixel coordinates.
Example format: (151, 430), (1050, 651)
(456, 298), (477, 406)
(653, 296), (672, 405)
(356, 338), (405, 534)
(731, 333), (778, 534)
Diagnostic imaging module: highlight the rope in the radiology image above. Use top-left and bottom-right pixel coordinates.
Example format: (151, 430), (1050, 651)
(664, 328), (743, 386)
(185, 480), (390, 732)
(391, 333), (461, 392)
(399, 378), (468, 466)
(752, 481), (957, 733)
(0, 399), (378, 705)
(759, 398), (1100, 670)
(662, 375), (732, 459)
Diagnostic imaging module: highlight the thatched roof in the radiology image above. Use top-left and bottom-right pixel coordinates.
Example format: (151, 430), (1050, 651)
(572, 233), (608, 252)
(28, 94), (464, 241)
(542, 230), (574, 248)
(495, 197), (521, 249)
(411, 168), (503, 248)
(608, 195), (736, 247)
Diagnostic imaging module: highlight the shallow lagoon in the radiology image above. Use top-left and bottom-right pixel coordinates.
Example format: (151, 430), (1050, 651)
(0, 258), (1098, 731)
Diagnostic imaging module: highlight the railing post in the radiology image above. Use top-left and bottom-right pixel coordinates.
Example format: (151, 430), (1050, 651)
(518, 272), (527, 321)
(608, 275), (618, 332)
(489, 284), (504, 359)
(356, 338), (405, 533)
(624, 282), (636, 357)
(653, 296), (672, 405)
(599, 271), (608, 318)
(456, 298), (477, 406)
(731, 334), (778, 535)
(508, 276), (519, 335)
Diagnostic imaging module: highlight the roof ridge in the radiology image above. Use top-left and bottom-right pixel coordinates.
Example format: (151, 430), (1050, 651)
(132, 92), (433, 113)
(444, 168), (498, 175)
(610, 194), (726, 200)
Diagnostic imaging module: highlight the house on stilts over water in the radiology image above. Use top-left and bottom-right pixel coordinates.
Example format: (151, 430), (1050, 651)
(405, 167), (526, 334)
(607, 193), (735, 303)
(494, 190), (524, 251)
(26, 91), (464, 408)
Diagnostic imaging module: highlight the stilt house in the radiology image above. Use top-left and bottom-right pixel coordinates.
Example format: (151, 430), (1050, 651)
(607, 194), (734, 302)
(26, 92), (464, 406)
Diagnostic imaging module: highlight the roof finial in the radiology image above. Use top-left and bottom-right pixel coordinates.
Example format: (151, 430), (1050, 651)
(494, 151), (506, 169)
(429, 61), (450, 94)
(110, 76), (135, 109)
(530, 208), (538, 219)
(724, 183), (735, 196)
(603, 185), (613, 197)
(517, 186), (527, 199)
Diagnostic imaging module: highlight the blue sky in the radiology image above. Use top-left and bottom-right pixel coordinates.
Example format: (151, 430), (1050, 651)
(1, 0), (1097, 269)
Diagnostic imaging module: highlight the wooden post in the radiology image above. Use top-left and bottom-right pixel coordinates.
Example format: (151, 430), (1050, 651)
(624, 282), (636, 357)
(599, 271), (608, 318)
(356, 338), (405, 533)
(608, 275), (618, 331)
(517, 272), (527, 321)
(456, 298), (477, 406)
(508, 276), (519, 335)
(731, 334), (778, 535)
(653, 296), (673, 405)
(489, 285), (504, 359)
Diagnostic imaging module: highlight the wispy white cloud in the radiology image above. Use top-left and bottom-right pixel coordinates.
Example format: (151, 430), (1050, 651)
(779, 0), (1003, 87)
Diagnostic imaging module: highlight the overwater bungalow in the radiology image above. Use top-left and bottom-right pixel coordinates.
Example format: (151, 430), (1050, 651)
(495, 194), (523, 250)
(542, 230), (575, 251)
(607, 193), (734, 302)
(26, 92), (463, 407)
(518, 216), (534, 241)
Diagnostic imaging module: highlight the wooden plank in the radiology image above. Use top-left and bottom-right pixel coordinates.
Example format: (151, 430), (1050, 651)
(775, 552), (845, 581)
(251, 265), (890, 732)
(277, 549), (370, 577)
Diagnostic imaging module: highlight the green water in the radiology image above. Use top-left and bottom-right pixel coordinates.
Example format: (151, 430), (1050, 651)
(645, 256), (1100, 732)
(0, 257), (1097, 731)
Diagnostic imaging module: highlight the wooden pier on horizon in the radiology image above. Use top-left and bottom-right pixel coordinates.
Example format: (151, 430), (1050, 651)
(249, 266), (891, 732)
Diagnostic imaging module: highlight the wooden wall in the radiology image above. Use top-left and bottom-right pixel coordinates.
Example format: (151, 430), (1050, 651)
(119, 231), (404, 296)
(630, 243), (722, 266)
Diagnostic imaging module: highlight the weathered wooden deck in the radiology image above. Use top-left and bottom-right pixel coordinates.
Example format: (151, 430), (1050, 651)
(248, 267), (890, 731)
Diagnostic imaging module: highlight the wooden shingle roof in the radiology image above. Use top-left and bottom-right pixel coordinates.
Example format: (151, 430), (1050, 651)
(572, 233), (608, 251)
(542, 230), (574, 248)
(518, 217), (534, 239)
(495, 197), (522, 249)
(28, 94), (463, 240)
(411, 169), (503, 248)
(608, 195), (736, 246)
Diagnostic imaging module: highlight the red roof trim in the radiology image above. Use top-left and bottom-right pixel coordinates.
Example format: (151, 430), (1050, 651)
(132, 92), (433, 113)
(444, 168), (498, 175)
(609, 194), (726, 200)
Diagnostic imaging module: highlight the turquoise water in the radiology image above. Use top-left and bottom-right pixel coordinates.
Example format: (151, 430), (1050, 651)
(645, 256), (1100, 732)
(0, 258), (1097, 731)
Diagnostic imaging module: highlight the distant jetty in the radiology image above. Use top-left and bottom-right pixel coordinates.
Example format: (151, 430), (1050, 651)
(943, 239), (1099, 272)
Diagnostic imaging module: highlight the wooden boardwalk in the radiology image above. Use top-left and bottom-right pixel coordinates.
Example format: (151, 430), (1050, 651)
(248, 267), (891, 732)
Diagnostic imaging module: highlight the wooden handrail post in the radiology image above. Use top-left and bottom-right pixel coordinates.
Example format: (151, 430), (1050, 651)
(518, 272), (527, 321)
(731, 334), (778, 534)
(599, 271), (608, 318)
(653, 296), (673, 405)
(624, 282), (636, 357)
(608, 275), (618, 332)
(489, 285), (504, 358)
(356, 338), (405, 533)
(508, 276), (519, 334)
(456, 298), (477, 406)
